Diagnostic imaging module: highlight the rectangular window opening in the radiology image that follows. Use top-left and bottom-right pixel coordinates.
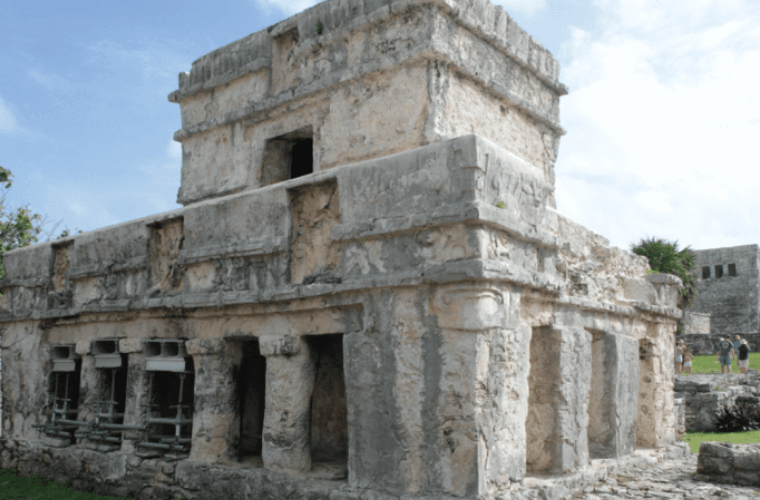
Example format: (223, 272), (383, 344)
(261, 127), (314, 187)
(38, 347), (82, 447)
(715, 265), (724, 278)
(702, 266), (711, 279)
(307, 334), (348, 473)
(238, 340), (266, 466)
(728, 263), (737, 277)
(89, 355), (129, 450)
(136, 346), (194, 461)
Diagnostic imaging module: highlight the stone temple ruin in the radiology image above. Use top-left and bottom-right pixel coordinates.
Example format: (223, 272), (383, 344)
(0, 0), (688, 498)
(687, 244), (760, 335)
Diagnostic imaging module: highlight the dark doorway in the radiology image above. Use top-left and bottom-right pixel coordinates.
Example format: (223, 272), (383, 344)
(238, 340), (266, 463)
(307, 334), (348, 463)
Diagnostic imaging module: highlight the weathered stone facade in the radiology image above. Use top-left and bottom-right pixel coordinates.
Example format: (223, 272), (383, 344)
(687, 245), (760, 335)
(0, 1), (685, 499)
(682, 312), (710, 335)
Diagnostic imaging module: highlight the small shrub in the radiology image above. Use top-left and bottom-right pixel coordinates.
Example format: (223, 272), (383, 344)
(496, 201), (506, 209)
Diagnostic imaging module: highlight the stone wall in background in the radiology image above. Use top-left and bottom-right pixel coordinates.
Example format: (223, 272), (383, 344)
(674, 373), (760, 432)
(687, 245), (760, 335)
(682, 312), (711, 335)
(697, 441), (760, 487)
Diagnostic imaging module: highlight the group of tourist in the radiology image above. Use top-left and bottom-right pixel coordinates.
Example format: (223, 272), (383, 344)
(715, 335), (751, 374)
(675, 334), (752, 375)
(675, 335), (749, 375)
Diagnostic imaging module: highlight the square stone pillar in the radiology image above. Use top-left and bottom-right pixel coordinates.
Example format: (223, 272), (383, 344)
(588, 332), (639, 458)
(119, 339), (147, 454)
(428, 284), (529, 498)
(636, 321), (677, 448)
(526, 325), (591, 474)
(186, 338), (242, 464)
(73, 341), (97, 449)
(260, 335), (315, 474)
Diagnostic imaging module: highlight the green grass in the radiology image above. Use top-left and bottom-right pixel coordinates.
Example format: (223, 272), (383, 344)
(0, 468), (134, 500)
(682, 352), (760, 375)
(683, 430), (760, 454)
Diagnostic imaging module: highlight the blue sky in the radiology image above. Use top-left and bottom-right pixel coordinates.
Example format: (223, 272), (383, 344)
(1, 0), (759, 252)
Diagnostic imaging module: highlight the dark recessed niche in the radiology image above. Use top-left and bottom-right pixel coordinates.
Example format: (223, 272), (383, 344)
(260, 127), (314, 187)
(702, 266), (711, 279)
(728, 263), (737, 277)
(290, 139), (314, 179)
(238, 340), (266, 462)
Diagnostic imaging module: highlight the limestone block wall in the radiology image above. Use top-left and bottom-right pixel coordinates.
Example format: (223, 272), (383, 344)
(169, 0), (567, 206)
(683, 312), (711, 334)
(0, 134), (685, 500)
(697, 441), (760, 486)
(675, 373), (760, 432)
(688, 245), (760, 334)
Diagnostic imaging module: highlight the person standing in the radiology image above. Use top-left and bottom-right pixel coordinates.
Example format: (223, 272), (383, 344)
(683, 344), (694, 375)
(737, 339), (751, 375)
(675, 339), (684, 375)
(717, 336), (734, 374)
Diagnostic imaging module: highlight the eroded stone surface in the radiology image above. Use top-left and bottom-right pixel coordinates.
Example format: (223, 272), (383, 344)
(0, 0), (688, 499)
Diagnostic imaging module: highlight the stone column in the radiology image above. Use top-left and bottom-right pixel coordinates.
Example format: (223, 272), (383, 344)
(587, 332), (639, 458)
(260, 334), (315, 474)
(427, 283), (527, 498)
(526, 325), (591, 474)
(186, 338), (242, 464)
(637, 321), (677, 448)
(119, 338), (147, 454)
(73, 340), (97, 450)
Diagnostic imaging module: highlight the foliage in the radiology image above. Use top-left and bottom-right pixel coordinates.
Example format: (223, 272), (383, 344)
(630, 236), (698, 308)
(715, 401), (760, 433)
(496, 201), (506, 209)
(0, 165), (44, 280)
(317, 20), (323, 35)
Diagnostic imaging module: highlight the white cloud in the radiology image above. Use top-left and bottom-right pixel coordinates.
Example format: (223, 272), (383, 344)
(556, 0), (760, 250)
(701, 21), (744, 47)
(494, 0), (546, 16)
(254, 0), (320, 16)
(0, 95), (17, 132)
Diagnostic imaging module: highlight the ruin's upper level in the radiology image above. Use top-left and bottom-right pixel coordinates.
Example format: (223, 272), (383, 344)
(169, 0), (568, 205)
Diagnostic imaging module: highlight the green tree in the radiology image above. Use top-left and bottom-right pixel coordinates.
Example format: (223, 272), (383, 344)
(630, 236), (698, 334)
(0, 165), (44, 280)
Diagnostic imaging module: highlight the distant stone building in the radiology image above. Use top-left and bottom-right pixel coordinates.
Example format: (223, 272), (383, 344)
(687, 244), (760, 335)
(0, 0), (687, 499)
